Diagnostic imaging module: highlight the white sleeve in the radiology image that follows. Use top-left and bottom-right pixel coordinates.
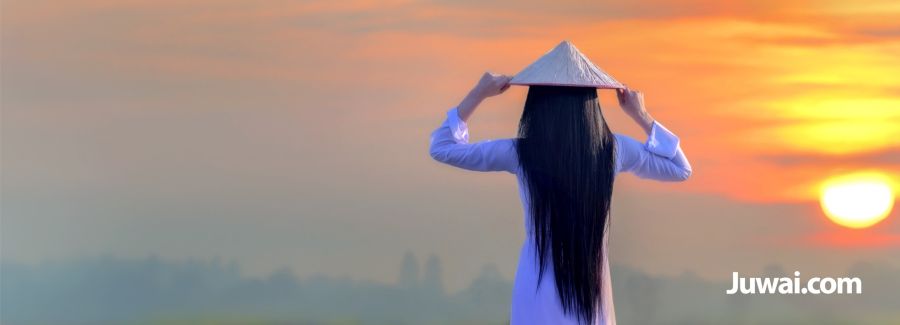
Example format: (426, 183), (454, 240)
(429, 107), (518, 174)
(614, 122), (692, 181)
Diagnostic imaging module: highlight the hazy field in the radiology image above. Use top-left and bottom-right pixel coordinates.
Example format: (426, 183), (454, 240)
(3, 254), (898, 325)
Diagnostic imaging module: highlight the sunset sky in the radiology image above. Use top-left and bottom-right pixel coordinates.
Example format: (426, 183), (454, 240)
(3, 0), (900, 291)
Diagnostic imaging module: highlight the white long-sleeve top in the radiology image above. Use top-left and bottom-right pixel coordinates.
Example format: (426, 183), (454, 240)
(430, 107), (691, 325)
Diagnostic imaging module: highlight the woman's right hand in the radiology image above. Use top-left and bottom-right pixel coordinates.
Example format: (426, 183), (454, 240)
(616, 88), (656, 134)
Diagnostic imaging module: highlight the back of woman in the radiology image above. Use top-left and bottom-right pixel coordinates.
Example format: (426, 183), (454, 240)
(516, 86), (615, 324)
(429, 42), (691, 325)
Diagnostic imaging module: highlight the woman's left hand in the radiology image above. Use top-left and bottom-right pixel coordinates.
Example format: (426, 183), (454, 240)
(457, 72), (512, 121)
(473, 72), (512, 99)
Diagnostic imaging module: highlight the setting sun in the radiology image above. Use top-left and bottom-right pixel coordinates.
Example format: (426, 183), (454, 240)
(820, 173), (895, 229)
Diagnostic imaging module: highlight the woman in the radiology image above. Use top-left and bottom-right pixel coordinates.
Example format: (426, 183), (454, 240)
(429, 72), (691, 325)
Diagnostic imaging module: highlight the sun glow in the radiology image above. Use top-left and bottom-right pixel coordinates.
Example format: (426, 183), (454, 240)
(820, 172), (895, 229)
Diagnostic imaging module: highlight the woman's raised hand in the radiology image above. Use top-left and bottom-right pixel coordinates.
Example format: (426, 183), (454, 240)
(473, 72), (512, 99)
(616, 88), (656, 134)
(457, 72), (512, 122)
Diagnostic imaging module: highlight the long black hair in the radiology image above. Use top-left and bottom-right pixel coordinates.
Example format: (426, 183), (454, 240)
(516, 86), (616, 324)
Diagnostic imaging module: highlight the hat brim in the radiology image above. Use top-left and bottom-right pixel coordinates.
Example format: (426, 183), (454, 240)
(508, 81), (625, 89)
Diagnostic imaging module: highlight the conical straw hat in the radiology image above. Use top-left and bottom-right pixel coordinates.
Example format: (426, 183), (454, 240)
(509, 40), (624, 89)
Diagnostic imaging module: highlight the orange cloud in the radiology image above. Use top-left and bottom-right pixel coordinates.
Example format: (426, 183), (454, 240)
(6, 0), (900, 204)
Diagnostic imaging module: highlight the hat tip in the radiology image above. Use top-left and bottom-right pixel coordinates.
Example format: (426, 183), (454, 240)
(556, 40), (578, 52)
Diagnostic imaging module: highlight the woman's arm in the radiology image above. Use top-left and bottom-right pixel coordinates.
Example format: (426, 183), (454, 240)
(614, 88), (692, 181)
(428, 72), (518, 174)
